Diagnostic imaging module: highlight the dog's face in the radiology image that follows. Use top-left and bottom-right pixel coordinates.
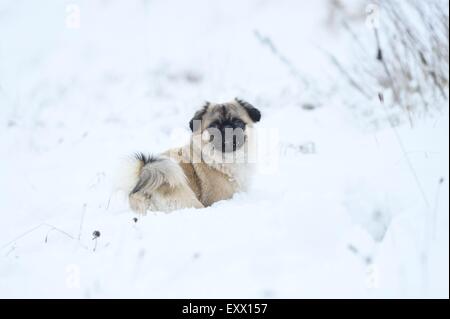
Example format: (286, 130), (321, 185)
(189, 98), (261, 153)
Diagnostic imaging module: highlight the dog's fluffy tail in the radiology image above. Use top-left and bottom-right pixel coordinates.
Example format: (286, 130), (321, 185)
(128, 153), (186, 196)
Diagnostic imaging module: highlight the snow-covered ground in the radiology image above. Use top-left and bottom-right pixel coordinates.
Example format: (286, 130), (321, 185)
(0, 0), (448, 298)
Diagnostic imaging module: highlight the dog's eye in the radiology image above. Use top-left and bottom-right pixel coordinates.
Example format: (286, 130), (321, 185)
(208, 122), (220, 129)
(232, 119), (246, 129)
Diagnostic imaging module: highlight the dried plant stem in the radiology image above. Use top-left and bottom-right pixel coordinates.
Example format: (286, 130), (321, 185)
(378, 94), (431, 209)
(1, 222), (89, 252)
(254, 30), (310, 88)
(326, 51), (373, 100)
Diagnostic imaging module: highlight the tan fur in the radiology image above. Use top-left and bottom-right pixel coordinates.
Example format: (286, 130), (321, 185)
(128, 99), (258, 214)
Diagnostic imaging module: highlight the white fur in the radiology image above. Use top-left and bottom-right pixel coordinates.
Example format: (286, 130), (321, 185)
(193, 140), (253, 192)
(114, 156), (142, 195)
(141, 156), (187, 191)
(125, 156), (204, 214)
(116, 156), (187, 195)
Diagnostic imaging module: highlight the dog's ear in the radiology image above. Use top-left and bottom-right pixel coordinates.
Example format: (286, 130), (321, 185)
(235, 98), (261, 123)
(189, 102), (209, 131)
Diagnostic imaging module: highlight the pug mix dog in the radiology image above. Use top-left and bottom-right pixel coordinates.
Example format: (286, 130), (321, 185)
(126, 98), (261, 214)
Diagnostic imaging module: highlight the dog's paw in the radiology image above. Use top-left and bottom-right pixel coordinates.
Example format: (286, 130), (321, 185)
(129, 192), (149, 215)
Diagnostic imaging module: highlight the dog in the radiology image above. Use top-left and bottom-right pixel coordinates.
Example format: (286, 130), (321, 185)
(126, 98), (261, 214)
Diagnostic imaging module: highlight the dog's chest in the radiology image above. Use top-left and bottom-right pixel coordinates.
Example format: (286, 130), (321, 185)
(197, 163), (249, 206)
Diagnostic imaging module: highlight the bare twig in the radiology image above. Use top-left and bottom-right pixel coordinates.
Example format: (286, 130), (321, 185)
(1, 222), (89, 253)
(43, 223), (89, 249)
(329, 0), (449, 122)
(45, 226), (74, 242)
(431, 178), (445, 239)
(254, 30), (310, 88)
(374, 28), (399, 101)
(378, 93), (430, 209)
(0, 224), (46, 251)
(325, 51), (373, 99)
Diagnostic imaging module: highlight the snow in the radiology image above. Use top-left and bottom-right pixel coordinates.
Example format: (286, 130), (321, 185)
(0, 0), (448, 298)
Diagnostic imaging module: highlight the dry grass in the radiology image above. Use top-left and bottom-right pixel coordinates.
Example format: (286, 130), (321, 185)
(329, 0), (449, 128)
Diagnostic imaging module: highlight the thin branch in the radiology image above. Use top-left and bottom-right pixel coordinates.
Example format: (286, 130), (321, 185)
(1, 222), (89, 253)
(324, 50), (373, 99)
(378, 93), (431, 209)
(0, 224), (46, 251)
(254, 30), (310, 88)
